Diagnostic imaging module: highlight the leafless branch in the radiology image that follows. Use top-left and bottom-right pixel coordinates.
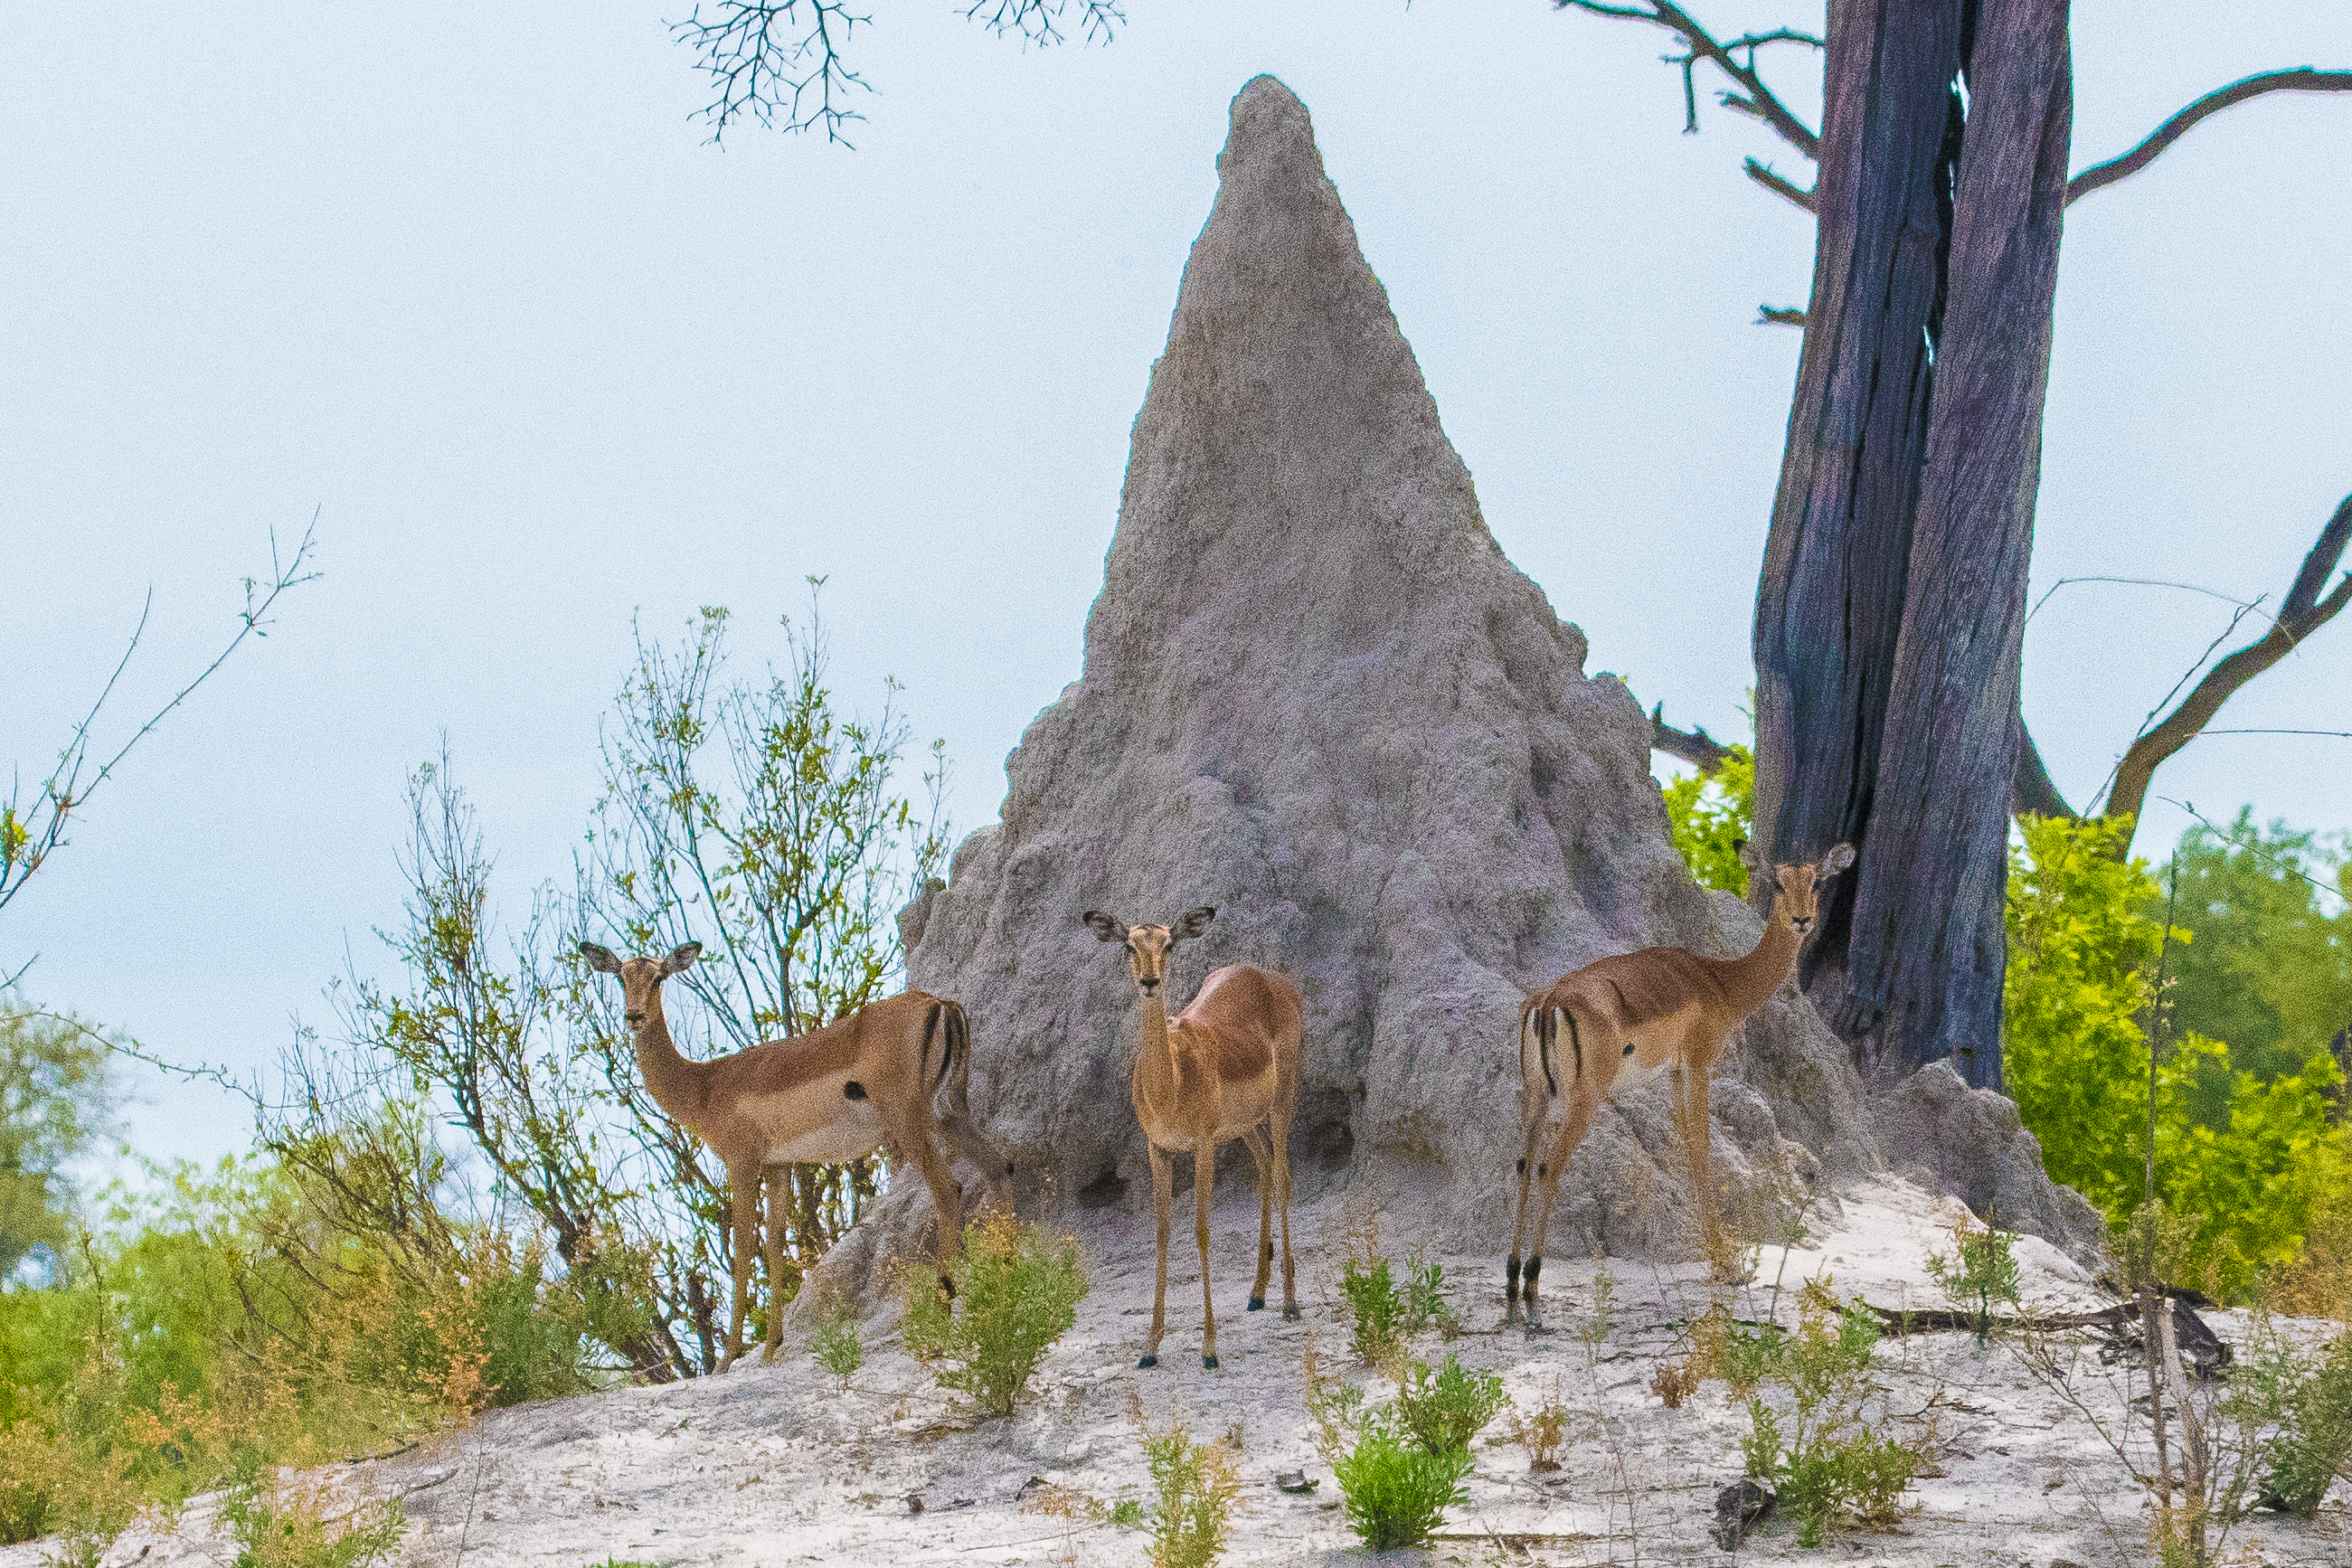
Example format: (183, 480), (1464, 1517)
(1743, 156), (1816, 212)
(1649, 703), (1736, 773)
(669, 1), (874, 145)
(2, 513), (322, 923)
(962, 0), (1123, 48)
(2067, 68), (2352, 206)
(1554, 1), (1821, 159)
(1756, 304), (1806, 327)
(2102, 493), (2352, 848)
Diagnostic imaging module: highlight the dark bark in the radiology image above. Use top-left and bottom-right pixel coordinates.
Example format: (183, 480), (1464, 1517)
(2012, 722), (2073, 818)
(1650, 703), (1737, 772)
(1754, 0), (2073, 1091)
(1843, 0), (2073, 1090)
(1752, 0), (1969, 1005)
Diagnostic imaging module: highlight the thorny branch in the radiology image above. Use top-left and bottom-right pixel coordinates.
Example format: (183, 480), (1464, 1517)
(2, 512), (321, 927)
(2068, 68), (2352, 206)
(1554, 2), (1821, 158)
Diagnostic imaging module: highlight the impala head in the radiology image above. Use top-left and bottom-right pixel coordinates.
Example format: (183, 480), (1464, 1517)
(1082, 906), (1215, 997)
(578, 940), (703, 1025)
(1735, 841), (1855, 939)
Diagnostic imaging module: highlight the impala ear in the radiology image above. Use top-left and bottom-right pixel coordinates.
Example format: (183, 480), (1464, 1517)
(1817, 843), (1856, 878)
(664, 941), (703, 975)
(1082, 911), (1128, 944)
(1173, 906), (1216, 940)
(578, 941), (621, 974)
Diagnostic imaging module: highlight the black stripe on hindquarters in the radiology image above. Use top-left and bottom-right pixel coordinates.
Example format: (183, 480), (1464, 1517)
(920, 1002), (940, 1084)
(939, 1002), (965, 1091)
(1536, 1008), (1557, 1097)
(1566, 1010), (1583, 1081)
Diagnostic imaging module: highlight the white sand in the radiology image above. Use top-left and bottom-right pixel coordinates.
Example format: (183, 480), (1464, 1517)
(25, 1176), (2352, 1568)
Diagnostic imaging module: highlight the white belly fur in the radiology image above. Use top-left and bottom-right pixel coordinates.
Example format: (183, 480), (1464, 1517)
(760, 1099), (885, 1165)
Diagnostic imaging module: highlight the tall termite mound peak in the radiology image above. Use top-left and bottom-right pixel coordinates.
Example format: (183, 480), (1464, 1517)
(886, 74), (1879, 1266)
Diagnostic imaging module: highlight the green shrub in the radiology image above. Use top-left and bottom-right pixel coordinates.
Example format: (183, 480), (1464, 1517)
(1393, 1354), (1507, 1458)
(901, 1209), (1086, 1417)
(2231, 1323), (2352, 1517)
(2005, 812), (2347, 1299)
(1924, 1223), (2021, 1346)
(1402, 1252), (1463, 1340)
(1660, 742), (1755, 895)
(216, 1460), (406, 1568)
(1736, 1297), (1919, 1545)
(1338, 1255), (1403, 1364)
(1140, 1409), (1242, 1568)
(1333, 1414), (1473, 1552)
(810, 1306), (863, 1386)
(1107, 1497), (1145, 1528)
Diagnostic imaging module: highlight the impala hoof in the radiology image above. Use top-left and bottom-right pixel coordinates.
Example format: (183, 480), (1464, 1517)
(1281, 1306), (1301, 1322)
(1203, 1354), (1219, 1370)
(1138, 1354), (1157, 1369)
(1247, 1296), (1264, 1311)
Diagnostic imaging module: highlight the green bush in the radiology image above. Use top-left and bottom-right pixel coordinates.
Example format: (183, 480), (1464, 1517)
(1393, 1354), (1507, 1458)
(1660, 742), (1755, 895)
(1403, 1252), (1462, 1340)
(1338, 1255), (1403, 1364)
(902, 1209), (1086, 1417)
(1332, 1413), (1472, 1553)
(2233, 1324), (2352, 1517)
(217, 1460), (406, 1568)
(810, 1306), (863, 1386)
(1140, 1409), (1242, 1568)
(2005, 813), (2347, 1299)
(1924, 1223), (2021, 1346)
(1735, 1298), (1919, 1545)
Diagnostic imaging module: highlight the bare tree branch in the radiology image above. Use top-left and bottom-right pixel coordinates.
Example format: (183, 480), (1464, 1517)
(672, 0), (1125, 145)
(2067, 67), (2352, 206)
(2103, 493), (2352, 850)
(2012, 722), (2073, 819)
(1649, 702), (1736, 773)
(1554, 1), (1821, 160)
(1757, 304), (1807, 327)
(1743, 156), (1817, 212)
(2, 514), (322, 923)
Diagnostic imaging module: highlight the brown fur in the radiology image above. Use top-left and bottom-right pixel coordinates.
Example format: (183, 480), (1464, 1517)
(1503, 843), (1853, 1326)
(1084, 908), (1302, 1369)
(580, 941), (1008, 1367)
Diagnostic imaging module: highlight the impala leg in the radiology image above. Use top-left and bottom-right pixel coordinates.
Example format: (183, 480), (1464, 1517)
(1195, 1140), (1220, 1370)
(1241, 1126), (1274, 1311)
(1524, 1100), (1591, 1335)
(724, 1160), (759, 1370)
(1142, 1143), (1172, 1368)
(762, 1167), (788, 1362)
(1268, 1110), (1299, 1319)
(940, 1112), (1015, 1214)
(1682, 1065), (1732, 1280)
(1505, 1110), (1544, 1327)
(908, 1130), (964, 1300)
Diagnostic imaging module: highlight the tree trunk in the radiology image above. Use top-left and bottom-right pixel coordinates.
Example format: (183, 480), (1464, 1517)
(1753, 0), (2072, 1090)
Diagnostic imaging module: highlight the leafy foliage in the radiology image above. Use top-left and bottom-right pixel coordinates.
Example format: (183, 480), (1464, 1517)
(217, 1459), (405, 1568)
(1391, 1354), (1507, 1459)
(1733, 1296), (1918, 1544)
(0, 1006), (110, 1284)
(1139, 1407), (1242, 1568)
(901, 1209), (1086, 1417)
(1660, 743), (1755, 895)
(2231, 1322), (2352, 1518)
(2005, 813), (2347, 1297)
(810, 1304), (863, 1386)
(1330, 1412), (1472, 1553)
(1924, 1221), (2021, 1346)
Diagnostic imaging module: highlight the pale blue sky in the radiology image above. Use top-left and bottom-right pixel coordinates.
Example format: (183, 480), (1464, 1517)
(5, 2), (2347, 1168)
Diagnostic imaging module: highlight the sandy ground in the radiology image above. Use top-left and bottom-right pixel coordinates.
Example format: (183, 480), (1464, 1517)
(24, 1175), (2352, 1568)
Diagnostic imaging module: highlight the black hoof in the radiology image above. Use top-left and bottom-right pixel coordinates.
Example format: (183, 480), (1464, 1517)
(1204, 1355), (1219, 1370)
(1247, 1297), (1264, 1311)
(1281, 1306), (1301, 1322)
(1138, 1354), (1157, 1368)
